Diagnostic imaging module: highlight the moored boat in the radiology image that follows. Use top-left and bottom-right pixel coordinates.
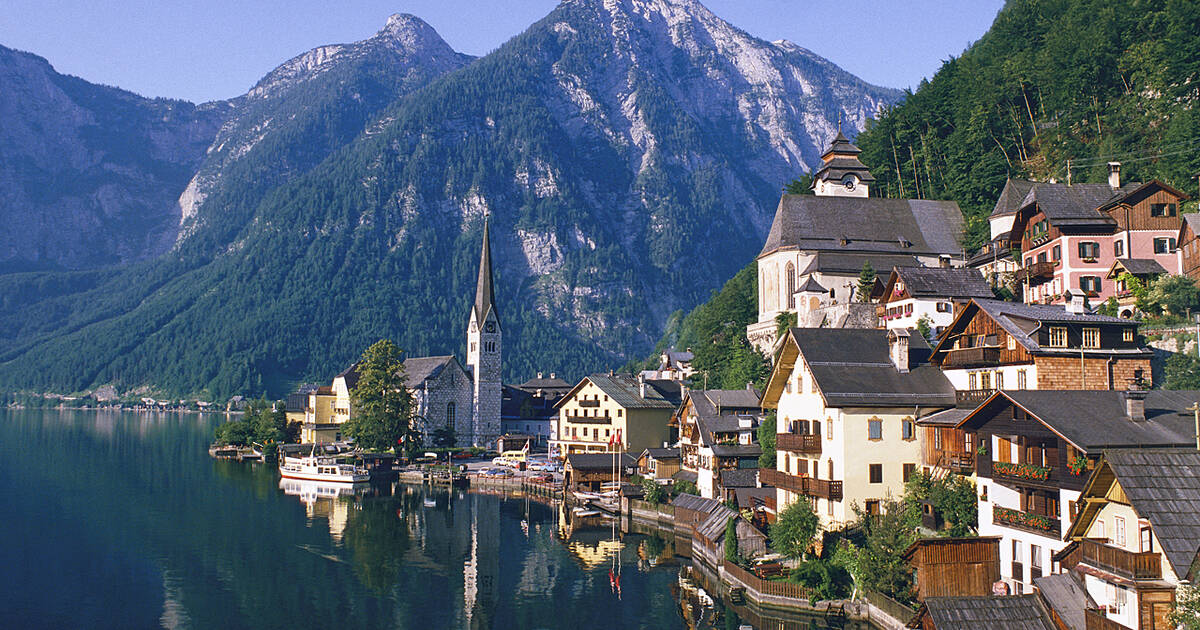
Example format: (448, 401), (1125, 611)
(279, 455), (370, 483)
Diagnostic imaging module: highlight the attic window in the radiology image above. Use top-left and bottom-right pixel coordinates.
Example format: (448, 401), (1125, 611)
(1049, 326), (1068, 348)
(1123, 328), (1134, 342)
(1082, 328), (1100, 349)
(1150, 203), (1177, 217)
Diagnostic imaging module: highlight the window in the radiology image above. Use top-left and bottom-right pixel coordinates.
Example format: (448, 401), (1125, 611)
(903, 463), (916, 482)
(865, 499), (881, 515)
(1154, 237), (1177, 254)
(1037, 252), (1047, 264)
(1151, 202), (1178, 217)
(869, 464), (883, 483)
(980, 371), (992, 390)
(828, 497), (834, 515)
(902, 418), (915, 441)
(936, 301), (951, 313)
(1052, 245), (1061, 261)
(1079, 276), (1102, 293)
(1123, 328), (1134, 342)
(1140, 525), (1152, 553)
(785, 262), (796, 309)
(813, 420), (821, 437)
(868, 418), (882, 440)
(1049, 326), (1068, 347)
(996, 372), (1004, 390)
(1114, 239), (1125, 257)
(1082, 328), (1100, 348)
(969, 372), (978, 390)
(1095, 519), (1106, 541)
(447, 402), (455, 428)
(1007, 335), (1016, 350)
(934, 427), (943, 450)
(1110, 584), (1128, 615)
(1013, 540), (1023, 564)
(1017, 370), (1027, 390)
(1031, 544), (1042, 572)
(826, 419), (833, 440)
(1078, 241), (1100, 259)
(1115, 516), (1127, 547)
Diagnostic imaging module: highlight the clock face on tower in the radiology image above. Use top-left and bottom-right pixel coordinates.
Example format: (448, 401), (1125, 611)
(485, 322), (496, 333)
(842, 175), (856, 191)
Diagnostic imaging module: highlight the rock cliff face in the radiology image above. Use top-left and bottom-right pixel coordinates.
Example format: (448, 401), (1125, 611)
(0, 0), (901, 398)
(0, 45), (223, 272)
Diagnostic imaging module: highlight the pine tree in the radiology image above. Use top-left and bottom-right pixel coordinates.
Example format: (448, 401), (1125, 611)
(856, 261), (876, 303)
(345, 339), (417, 456)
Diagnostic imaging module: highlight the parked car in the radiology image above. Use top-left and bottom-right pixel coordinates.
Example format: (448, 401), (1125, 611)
(482, 467), (513, 477)
(491, 456), (510, 467)
(528, 473), (554, 483)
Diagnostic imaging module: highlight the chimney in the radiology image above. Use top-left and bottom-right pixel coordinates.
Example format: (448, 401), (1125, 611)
(638, 372), (647, 399)
(746, 381), (755, 391)
(550, 372), (556, 379)
(1124, 387), (1147, 422)
(1108, 162), (1122, 189)
(537, 371), (543, 379)
(1065, 291), (1088, 314)
(889, 329), (910, 373)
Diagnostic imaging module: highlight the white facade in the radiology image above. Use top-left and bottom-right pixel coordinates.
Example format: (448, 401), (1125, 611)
(941, 364), (1038, 393)
(878, 296), (955, 335)
(978, 475), (1078, 594)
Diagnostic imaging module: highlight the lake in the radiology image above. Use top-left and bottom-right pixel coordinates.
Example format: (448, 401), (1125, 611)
(0, 408), (727, 629)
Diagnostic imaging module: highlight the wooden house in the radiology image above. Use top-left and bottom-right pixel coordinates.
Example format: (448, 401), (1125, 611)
(1177, 213), (1200, 283)
(903, 537), (1001, 601)
(563, 453), (637, 492)
(671, 386), (762, 499)
(637, 447), (681, 481)
(1104, 258), (1167, 319)
(907, 595), (1057, 630)
(875, 266), (993, 337)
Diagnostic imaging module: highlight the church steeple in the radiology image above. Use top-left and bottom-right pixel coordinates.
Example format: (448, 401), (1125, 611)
(473, 217), (497, 324)
(811, 129), (874, 198)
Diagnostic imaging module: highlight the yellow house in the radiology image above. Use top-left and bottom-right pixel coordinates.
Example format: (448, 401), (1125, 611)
(761, 328), (956, 530)
(550, 374), (682, 459)
(301, 386), (339, 444)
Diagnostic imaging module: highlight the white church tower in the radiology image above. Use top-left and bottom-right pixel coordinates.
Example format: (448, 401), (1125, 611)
(466, 217), (502, 447)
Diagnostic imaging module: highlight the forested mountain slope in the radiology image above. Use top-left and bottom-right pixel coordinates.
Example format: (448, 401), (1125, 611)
(856, 0), (1200, 249)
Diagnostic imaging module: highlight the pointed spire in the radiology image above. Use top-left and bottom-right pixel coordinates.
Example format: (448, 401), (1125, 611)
(473, 216), (497, 323)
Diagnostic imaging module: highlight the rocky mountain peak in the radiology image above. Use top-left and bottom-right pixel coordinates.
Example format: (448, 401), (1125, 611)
(373, 13), (454, 53)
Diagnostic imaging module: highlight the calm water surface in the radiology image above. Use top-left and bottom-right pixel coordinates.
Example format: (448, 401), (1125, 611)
(0, 408), (769, 630)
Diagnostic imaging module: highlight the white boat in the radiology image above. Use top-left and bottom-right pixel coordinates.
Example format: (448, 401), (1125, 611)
(279, 455), (370, 483)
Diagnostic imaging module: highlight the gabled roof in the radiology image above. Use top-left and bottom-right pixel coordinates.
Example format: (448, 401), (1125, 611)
(672, 493), (724, 514)
(1106, 258), (1167, 279)
(881, 266), (994, 302)
(403, 355), (464, 388)
(719, 469), (759, 489)
(930, 299), (1144, 361)
(991, 178), (1038, 218)
(1078, 449), (1200, 579)
(797, 276), (827, 293)
(956, 390), (1200, 453)
(798, 251), (924, 276)
(763, 328), (955, 409)
(517, 375), (572, 390)
(710, 443), (763, 458)
(335, 363), (360, 390)
(565, 453), (637, 471)
(640, 447), (680, 461)
(1017, 182), (1133, 228)
(1180, 213), (1200, 243)
(820, 130), (862, 158)
(910, 595), (1056, 630)
(759, 195), (964, 259)
(1032, 573), (1094, 630)
(554, 374), (683, 410)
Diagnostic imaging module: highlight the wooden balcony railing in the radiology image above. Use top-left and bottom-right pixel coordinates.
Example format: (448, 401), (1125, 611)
(1075, 538), (1161, 580)
(1011, 561), (1024, 584)
(992, 505), (1060, 537)
(938, 452), (975, 474)
(759, 469), (843, 501)
(1015, 261), (1056, 283)
(577, 399), (600, 408)
(945, 346), (1001, 367)
(956, 389), (996, 404)
(777, 433), (822, 455)
(1084, 609), (1134, 630)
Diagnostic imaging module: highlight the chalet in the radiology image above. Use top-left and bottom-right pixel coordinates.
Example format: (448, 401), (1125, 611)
(762, 327), (955, 529)
(550, 374), (682, 458)
(1177, 213), (1200, 283)
(876, 266), (994, 336)
(1008, 165), (1189, 306)
(967, 178), (1037, 282)
(1057, 448), (1200, 630)
(671, 387), (763, 499)
(930, 298), (1151, 395)
(955, 389), (1200, 594)
(1105, 259), (1167, 319)
(907, 595), (1058, 630)
(563, 453), (637, 492)
(747, 131), (965, 352)
(903, 537), (1002, 601)
(637, 447), (681, 481)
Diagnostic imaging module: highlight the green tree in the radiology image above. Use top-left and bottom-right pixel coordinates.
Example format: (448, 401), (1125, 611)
(1096, 296), (1120, 317)
(724, 514), (741, 562)
(775, 311), (798, 340)
(344, 339), (417, 456)
(771, 498), (820, 559)
(344, 497), (410, 596)
(1146, 274), (1200, 317)
(790, 559), (853, 603)
(758, 411), (777, 469)
(915, 315), (933, 341)
(851, 496), (920, 602)
(783, 173), (815, 195)
(1170, 581), (1200, 630)
(213, 419), (254, 446)
(672, 480), (698, 497)
(856, 261), (876, 303)
(642, 477), (667, 505)
(904, 470), (977, 537)
(1163, 352), (1200, 390)
(430, 426), (456, 448)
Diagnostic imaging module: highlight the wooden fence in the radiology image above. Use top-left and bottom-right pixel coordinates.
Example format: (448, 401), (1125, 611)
(722, 559), (815, 601)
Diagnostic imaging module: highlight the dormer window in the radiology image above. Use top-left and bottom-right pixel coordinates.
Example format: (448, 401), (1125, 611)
(1082, 328), (1100, 348)
(1049, 326), (1068, 347)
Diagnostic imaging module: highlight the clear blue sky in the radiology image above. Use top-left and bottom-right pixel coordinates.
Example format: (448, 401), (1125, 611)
(5, 0), (1005, 103)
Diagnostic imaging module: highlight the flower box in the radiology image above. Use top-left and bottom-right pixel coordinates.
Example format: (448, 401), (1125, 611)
(993, 461), (1051, 481)
(994, 506), (1054, 532)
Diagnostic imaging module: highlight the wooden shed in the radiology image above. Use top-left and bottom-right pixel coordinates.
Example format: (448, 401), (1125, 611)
(904, 537), (1001, 601)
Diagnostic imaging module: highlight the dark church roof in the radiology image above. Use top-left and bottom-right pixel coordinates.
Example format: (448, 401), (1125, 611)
(473, 217), (498, 323)
(403, 355), (463, 388)
(760, 195), (964, 259)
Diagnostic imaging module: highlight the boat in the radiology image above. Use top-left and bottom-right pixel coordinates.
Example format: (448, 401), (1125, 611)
(279, 455), (370, 483)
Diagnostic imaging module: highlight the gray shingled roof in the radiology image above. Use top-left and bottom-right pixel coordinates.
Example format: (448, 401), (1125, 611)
(403, 355), (462, 388)
(562, 374), (683, 409)
(565, 453), (637, 471)
(517, 375), (572, 390)
(1017, 182), (1139, 229)
(799, 251), (924, 276)
(1182, 213), (1200, 238)
(920, 595), (1056, 630)
(1110, 258), (1167, 277)
(991, 179), (1038, 217)
(672, 493), (723, 514)
(891, 267), (994, 300)
(760, 195), (964, 259)
(336, 363), (360, 390)
(1103, 448), (1200, 579)
(797, 276), (827, 293)
(696, 505), (740, 543)
(788, 328), (956, 407)
(936, 299), (1144, 357)
(641, 447), (680, 460)
(710, 444), (763, 457)
(720, 468), (759, 488)
(916, 406), (975, 427)
(673, 469), (699, 483)
(961, 390), (1200, 452)
(1032, 573), (1094, 630)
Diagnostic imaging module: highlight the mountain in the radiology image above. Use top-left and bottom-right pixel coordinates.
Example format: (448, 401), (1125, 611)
(0, 0), (899, 400)
(0, 46), (224, 272)
(855, 0), (1200, 250)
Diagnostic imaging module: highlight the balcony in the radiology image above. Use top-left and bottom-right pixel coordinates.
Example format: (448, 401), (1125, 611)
(992, 461), (1053, 484)
(956, 389), (996, 405)
(577, 399), (600, 408)
(938, 452), (975, 474)
(1011, 561), (1024, 583)
(777, 433), (822, 455)
(1084, 609), (1134, 630)
(1015, 261), (1056, 283)
(992, 505), (1060, 537)
(1074, 538), (1162, 581)
(944, 346), (1001, 367)
(760, 469), (843, 501)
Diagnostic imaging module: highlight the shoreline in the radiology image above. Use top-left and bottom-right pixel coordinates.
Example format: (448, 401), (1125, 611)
(3, 404), (242, 416)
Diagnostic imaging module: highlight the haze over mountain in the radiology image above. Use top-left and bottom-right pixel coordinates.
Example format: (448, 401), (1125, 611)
(0, 0), (899, 399)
